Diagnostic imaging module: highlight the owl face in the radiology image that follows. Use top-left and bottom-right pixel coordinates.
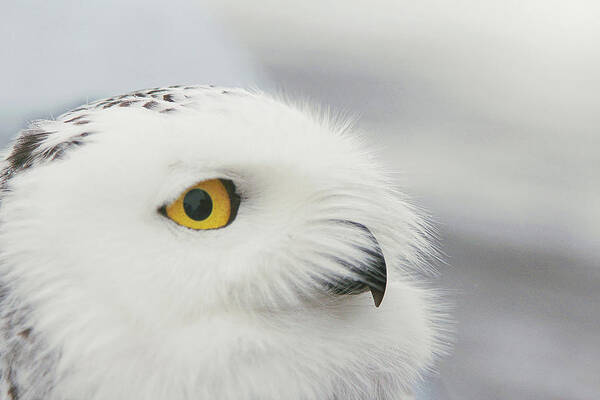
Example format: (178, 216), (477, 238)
(0, 86), (426, 322)
(0, 86), (442, 399)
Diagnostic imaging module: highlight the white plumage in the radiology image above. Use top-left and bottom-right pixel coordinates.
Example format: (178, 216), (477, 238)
(0, 85), (446, 400)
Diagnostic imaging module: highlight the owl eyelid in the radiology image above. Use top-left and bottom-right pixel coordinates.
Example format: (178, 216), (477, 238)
(220, 179), (241, 225)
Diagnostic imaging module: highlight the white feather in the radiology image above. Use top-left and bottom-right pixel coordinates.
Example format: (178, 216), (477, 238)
(0, 85), (448, 400)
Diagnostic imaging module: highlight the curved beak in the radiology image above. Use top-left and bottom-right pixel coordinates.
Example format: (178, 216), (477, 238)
(360, 223), (387, 307)
(327, 222), (388, 307)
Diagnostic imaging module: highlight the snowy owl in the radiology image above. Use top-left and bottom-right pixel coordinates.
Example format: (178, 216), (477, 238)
(0, 85), (445, 400)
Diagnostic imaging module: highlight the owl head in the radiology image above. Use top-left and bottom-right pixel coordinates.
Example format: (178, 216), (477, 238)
(0, 86), (445, 399)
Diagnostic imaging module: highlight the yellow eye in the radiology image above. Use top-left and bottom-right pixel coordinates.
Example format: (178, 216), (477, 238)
(163, 179), (240, 230)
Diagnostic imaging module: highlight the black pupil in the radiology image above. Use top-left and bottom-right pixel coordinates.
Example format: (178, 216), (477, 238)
(183, 189), (213, 221)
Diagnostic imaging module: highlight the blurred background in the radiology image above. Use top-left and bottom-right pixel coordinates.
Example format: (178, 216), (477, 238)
(2, 1), (598, 398)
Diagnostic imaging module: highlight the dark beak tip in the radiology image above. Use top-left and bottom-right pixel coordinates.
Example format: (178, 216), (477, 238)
(370, 287), (385, 308)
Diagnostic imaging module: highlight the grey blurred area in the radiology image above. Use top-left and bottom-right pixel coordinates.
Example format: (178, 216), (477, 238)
(0, 0), (260, 138)
(1, 1), (599, 399)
